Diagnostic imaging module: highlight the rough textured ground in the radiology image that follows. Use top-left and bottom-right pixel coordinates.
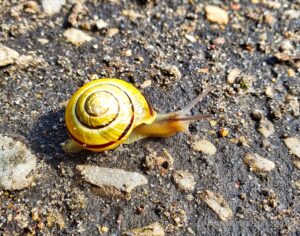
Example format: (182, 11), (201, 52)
(0, 0), (299, 235)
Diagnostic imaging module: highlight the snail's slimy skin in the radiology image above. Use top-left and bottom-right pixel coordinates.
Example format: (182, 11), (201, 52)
(64, 78), (212, 153)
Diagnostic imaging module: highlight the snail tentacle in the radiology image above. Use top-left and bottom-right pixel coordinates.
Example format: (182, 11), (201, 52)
(125, 88), (213, 143)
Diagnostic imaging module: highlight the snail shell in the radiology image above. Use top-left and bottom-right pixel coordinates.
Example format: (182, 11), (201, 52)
(65, 78), (156, 152)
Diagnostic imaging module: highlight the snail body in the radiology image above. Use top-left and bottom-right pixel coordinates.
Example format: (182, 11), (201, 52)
(64, 78), (212, 153)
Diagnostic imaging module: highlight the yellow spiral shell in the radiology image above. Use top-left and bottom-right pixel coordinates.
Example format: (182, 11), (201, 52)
(65, 78), (156, 152)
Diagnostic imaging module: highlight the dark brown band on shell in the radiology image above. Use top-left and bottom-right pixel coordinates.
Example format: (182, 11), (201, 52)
(68, 131), (117, 149)
(118, 110), (134, 140)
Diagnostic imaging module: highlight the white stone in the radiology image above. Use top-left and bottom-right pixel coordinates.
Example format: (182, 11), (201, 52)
(37, 38), (49, 45)
(257, 118), (275, 138)
(284, 10), (300, 19)
(123, 222), (165, 236)
(286, 95), (299, 117)
(16, 55), (34, 67)
(140, 80), (152, 89)
(265, 86), (274, 98)
(76, 165), (148, 199)
(192, 139), (216, 155)
(200, 190), (233, 222)
(227, 68), (241, 84)
(107, 28), (119, 37)
(95, 19), (108, 30)
(0, 136), (37, 190)
(244, 153), (275, 173)
(185, 34), (197, 43)
(280, 40), (294, 52)
(63, 28), (93, 46)
(294, 160), (300, 170)
(42, 0), (65, 16)
(173, 170), (196, 192)
(284, 137), (300, 158)
(205, 5), (229, 25)
(0, 44), (20, 67)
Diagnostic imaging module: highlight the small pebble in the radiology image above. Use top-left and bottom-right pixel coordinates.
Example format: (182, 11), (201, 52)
(252, 109), (263, 121)
(275, 52), (291, 62)
(161, 65), (181, 81)
(293, 161), (300, 170)
(89, 73), (98, 80)
(244, 153), (275, 173)
(209, 120), (217, 127)
(173, 170), (196, 192)
(0, 136), (37, 190)
(140, 80), (152, 89)
(122, 9), (144, 21)
(46, 211), (65, 229)
(257, 118), (275, 138)
(68, 2), (85, 26)
(185, 34), (197, 43)
(280, 40), (294, 52)
(63, 28), (93, 46)
(98, 225), (109, 234)
(264, 12), (276, 26)
(95, 19), (108, 30)
(197, 68), (209, 74)
(265, 86), (274, 98)
(239, 193), (247, 200)
(144, 149), (174, 175)
(284, 9), (300, 19)
(214, 37), (226, 45)
(205, 5), (229, 25)
(227, 68), (240, 84)
(199, 190), (233, 222)
(264, 1), (281, 9)
(0, 44), (20, 67)
(37, 38), (49, 45)
(16, 55), (34, 68)
(287, 69), (295, 77)
(261, 138), (271, 148)
(295, 181), (300, 191)
(76, 165), (148, 200)
(286, 95), (299, 117)
(219, 128), (229, 138)
(192, 139), (217, 155)
(123, 222), (165, 236)
(187, 227), (196, 235)
(107, 28), (119, 37)
(122, 49), (132, 57)
(238, 136), (250, 147)
(41, 0), (65, 16)
(23, 1), (41, 14)
(284, 137), (300, 158)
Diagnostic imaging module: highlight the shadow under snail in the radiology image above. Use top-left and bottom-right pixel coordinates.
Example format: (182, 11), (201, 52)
(63, 78), (212, 153)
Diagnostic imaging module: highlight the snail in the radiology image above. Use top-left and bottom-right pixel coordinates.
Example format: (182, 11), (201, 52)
(63, 78), (212, 153)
